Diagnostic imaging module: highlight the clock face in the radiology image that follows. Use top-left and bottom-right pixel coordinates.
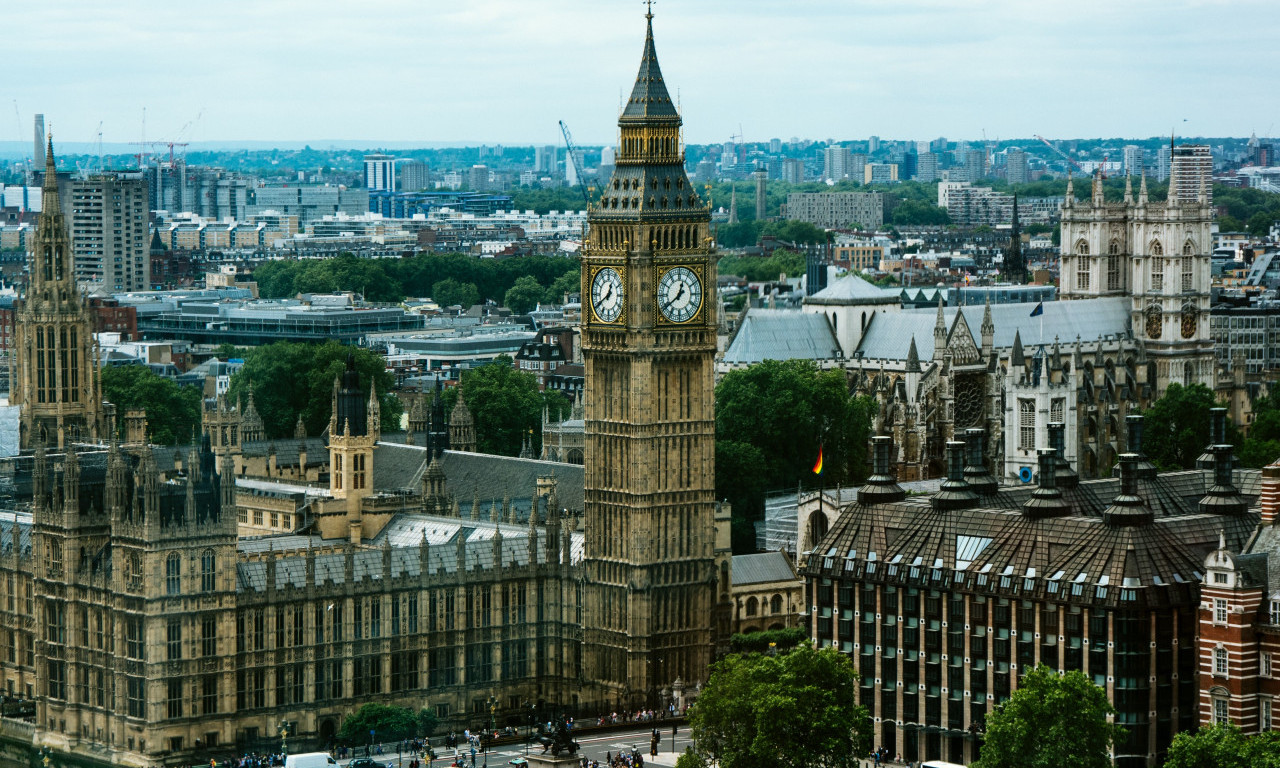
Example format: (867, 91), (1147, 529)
(590, 267), (624, 323)
(658, 266), (703, 323)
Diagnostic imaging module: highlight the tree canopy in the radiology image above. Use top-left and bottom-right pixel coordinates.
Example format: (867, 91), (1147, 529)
(444, 357), (569, 457)
(1163, 723), (1280, 768)
(100, 365), (203, 446)
(689, 643), (871, 768)
(974, 665), (1124, 768)
(715, 360), (876, 551)
(504, 275), (545, 314)
(1140, 383), (1237, 470)
(1238, 396), (1280, 469)
(889, 199), (951, 226)
(337, 703), (427, 745)
(717, 250), (807, 281)
(250, 252), (578, 308)
(226, 341), (402, 439)
(431, 277), (480, 309)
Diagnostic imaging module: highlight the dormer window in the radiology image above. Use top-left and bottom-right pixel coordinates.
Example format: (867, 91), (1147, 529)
(1214, 572), (1228, 584)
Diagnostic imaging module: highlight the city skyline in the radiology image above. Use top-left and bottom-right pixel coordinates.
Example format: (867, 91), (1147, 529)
(12, 0), (1280, 148)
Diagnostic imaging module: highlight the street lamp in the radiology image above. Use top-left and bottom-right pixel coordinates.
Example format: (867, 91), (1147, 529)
(279, 721), (290, 758)
(485, 694), (498, 768)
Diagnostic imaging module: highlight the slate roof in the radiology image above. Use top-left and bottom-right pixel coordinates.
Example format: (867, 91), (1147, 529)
(806, 467), (1261, 610)
(0, 510), (32, 558)
(806, 274), (899, 305)
(856, 297), (1130, 361)
(620, 14), (680, 122)
(438, 450), (585, 513)
(731, 551), (799, 586)
(722, 309), (842, 365)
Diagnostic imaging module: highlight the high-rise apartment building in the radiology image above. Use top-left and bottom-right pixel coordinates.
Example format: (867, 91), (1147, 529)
(915, 152), (939, 182)
(769, 138), (782, 154)
(33, 114), (45, 169)
(1123, 145), (1146, 177)
(1171, 144), (1212, 204)
(363, 153), (396, 191)
(67, 172), (151, 292)
(782, 157), (805, 184)
(755, 169), (767, 220)
(863, 163), (898, 185)
(1157, 144), (1173, 182)
(785, 192), (883, 229)
(397, 159), (428, 192)
(823, 145), (851, 181)
(1005, 147), (1029, 185)
(469, 164), (490, 192)
(535, 145), (558, 174)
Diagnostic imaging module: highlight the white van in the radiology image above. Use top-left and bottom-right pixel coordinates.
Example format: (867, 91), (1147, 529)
(284, 753), (337, 768)
(920, 761), (968, 768)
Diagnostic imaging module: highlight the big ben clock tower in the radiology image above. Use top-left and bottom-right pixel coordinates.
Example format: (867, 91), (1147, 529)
(581, 9), (717, 706)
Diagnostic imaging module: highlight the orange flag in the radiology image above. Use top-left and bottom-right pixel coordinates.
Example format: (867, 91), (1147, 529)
(812, 445), (824, 475)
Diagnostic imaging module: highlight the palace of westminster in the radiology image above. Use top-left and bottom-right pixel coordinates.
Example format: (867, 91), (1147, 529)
(3, 11), (1280, 768)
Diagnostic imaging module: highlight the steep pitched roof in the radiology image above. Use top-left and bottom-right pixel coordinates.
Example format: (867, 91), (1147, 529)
(620, 13), (680, 122)
(722, 309), (842, 364)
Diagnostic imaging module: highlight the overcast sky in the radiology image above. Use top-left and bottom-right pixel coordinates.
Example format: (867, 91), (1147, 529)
(12, 0), (1279, 149)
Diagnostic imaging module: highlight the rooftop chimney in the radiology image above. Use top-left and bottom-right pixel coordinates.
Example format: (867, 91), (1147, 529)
(1125, 414), (1157, 479)
(931, 441), (979, 510)
(1047, 421), (1079, 489)
(857, 436), (906, 504)
(1023, 448), (1071, 519)
(1197, 408), (1227, 470)
(962, 428), (999, 496)
(1199, 444), (1246, 516)
(1102, 453), (1155, 526)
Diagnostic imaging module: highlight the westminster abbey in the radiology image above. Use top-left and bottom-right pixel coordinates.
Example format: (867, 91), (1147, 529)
(0, 14), (726, 768)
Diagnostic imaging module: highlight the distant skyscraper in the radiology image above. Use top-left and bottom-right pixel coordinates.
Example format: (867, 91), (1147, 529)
(1171, 144), (1212, 204)
(1122, 145), (1146, 177)
(694, 158), (716, 185)
(868, 135), (880, 154)
(1006, 147), (1029, 185)
(33, 114), (45, 169)
(964, 149), (987, 183)
(916, 152), (939, 182)
(470, 164), (490, 192)
(1156, 145), (1172, 182)
(536, 145), (558, 173)
(363, 153), (396, 191)
(823, 145), (851, 181)
(769, 138), (782, 154)
(782, 158), (804, 184)
(397, 159), (428, 192)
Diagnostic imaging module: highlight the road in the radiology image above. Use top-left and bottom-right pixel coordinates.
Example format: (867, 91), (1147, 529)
(359, 726), (693, 768)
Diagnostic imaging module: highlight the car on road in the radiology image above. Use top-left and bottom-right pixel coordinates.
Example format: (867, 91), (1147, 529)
(350, 758), (389, 768)
(508, 759), (527, 767)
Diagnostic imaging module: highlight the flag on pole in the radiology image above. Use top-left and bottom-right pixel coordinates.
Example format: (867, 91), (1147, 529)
(1029, 302), (1044, 317)
(812, 445), (824, 475)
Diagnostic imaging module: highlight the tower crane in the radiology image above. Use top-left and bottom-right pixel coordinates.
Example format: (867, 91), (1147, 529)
(1034, 134), (1086, 175)
(558, 120), (591, 209)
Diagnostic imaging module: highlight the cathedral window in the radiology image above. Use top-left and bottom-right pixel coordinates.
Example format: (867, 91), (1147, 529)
(1018, 399), (1035, 451)
(1075, 240), (1089, 256)
(125, 618), (145, 660)
(201, 549), (216, 592)
(126, 677), (145, 719)
(1107, 254), (1121, 291)
(354, 453), (366, 490)
(745, 597), (758, 617)
(1181, 257), (1194, 292)
(1050, 398), (1064, 426)
(201, 675), (218, 716)
(771, 594), (783, 614)
(45, 539), (62, 579)
(1076, 258), (1090, 291)
(165, 553), (182, 596)
(44, 599), (65, 644)
(45, 660), (66, 701)
(1152, 257), (1164, 292)
(1183, 240), (1195, 256)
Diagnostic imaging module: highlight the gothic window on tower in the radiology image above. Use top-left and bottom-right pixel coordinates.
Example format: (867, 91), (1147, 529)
(201, 549), (216, 592)
(1107, 253), (1121, 291)
(1051, 398), (1065, 425)
(1152, 256), (1164, 292)
(1075, 239), (1089, 256)
(1076, 258), (1090, 291)
(1181, 256), (1194, 292)
(165, 553), (182, 596)
(1018, 399), (1035, 451)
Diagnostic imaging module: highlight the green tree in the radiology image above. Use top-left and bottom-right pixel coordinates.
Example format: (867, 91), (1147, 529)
(431, 277), (480, 309)
(545, 267), (581, 304)
(416, 708), (439, 739)
(690, 643), (871, 768)
(504, 275), (545, 313)
(715, 361), (876, 551)
(1140, 383), (1235, 470)
(1163, 723), (1280, 768)
(889, 199), (951, 226)
(227, 341), (401, 438)
(455, 357), (568, 456)
(100, 365), (203, 446)
(974, 665), (1124, 768)
(337, 703), (419, 745)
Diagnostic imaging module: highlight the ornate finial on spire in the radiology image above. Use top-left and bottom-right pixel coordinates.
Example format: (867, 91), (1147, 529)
(1138, 171), (1149, 205)
(645, 0), (655, 19)
(905, 337), (920, 373)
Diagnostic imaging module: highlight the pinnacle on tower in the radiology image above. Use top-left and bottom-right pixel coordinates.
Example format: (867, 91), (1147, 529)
(620, 10), (679, 123)
(905, 337), (921, 373)
(42, 135), (61, 214)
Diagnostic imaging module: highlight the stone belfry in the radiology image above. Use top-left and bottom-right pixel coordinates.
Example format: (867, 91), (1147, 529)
(11, 138), (102, 448)
(581, 9), (717, 705)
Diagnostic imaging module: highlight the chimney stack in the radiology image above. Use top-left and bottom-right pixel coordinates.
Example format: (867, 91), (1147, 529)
(1197, 407), (1227, 469)
(931, 441), (979, 510)
(1199, 444), (1246, 516)
(857, 436), (906, 504)
(1047, 422), (1079, 488)
(1261, 460), (1280, 526)
(962, 428), (999, 496)
(1102, 454), (1154, 526)
(1125, 414), (1157, 478)
(1023, 448), (1071, 519)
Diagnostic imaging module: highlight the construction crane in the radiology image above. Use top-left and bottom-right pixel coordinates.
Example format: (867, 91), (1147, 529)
(558, 120), (591, 209)
(1034, 134), (1086, 175)
(129, 140), (189, 167)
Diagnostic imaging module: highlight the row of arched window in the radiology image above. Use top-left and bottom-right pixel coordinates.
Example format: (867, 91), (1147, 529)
(743, 593), (786, 617)
(1074, 238), (1196, 257)
(165, 549), (218, 596)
